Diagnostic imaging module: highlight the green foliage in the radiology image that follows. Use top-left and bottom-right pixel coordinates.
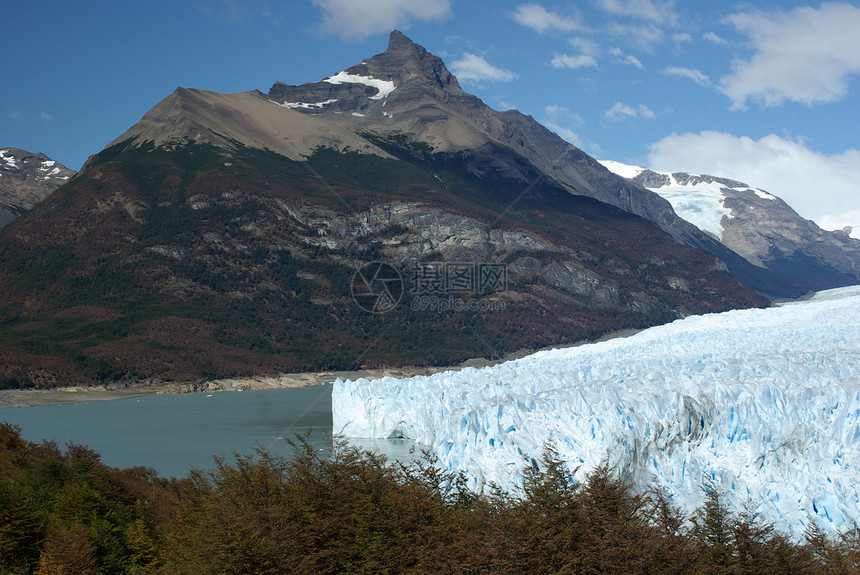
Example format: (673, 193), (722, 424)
(2, 423), (859, 574)
(0, 424), (166, 575)
(105, 140), (225, 205)
(5, 245), (75, 291)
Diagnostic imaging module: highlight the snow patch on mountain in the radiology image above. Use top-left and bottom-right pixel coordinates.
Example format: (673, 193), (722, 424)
(600, 160), (738, 239)
(599, 159), (643, 180)
(1, 149), (18, 169)
(650, 181), (733, 239)
(333, 286), (860, 537)
(273, 98), (338, 110)
(325, 71), (396, 100)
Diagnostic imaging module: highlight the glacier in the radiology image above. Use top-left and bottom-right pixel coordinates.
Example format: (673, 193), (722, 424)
(598, 159), (773, 240)
(332, 286), (860, 537)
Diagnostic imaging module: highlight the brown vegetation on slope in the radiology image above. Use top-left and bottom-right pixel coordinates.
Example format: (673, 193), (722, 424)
(1, 422), (859, 574)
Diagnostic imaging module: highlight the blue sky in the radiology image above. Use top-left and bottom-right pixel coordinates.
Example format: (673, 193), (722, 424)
(3, 0), (859, 234)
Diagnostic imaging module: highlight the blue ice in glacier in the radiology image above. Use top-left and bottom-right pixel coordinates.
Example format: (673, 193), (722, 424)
(332, 286), (860, 537)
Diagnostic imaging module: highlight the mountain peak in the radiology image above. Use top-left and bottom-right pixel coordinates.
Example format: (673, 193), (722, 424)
(0, 148), (75, 228)
(267, 31), (462, 110)
(363, 30), (462, 93)
(386, 30), (422, 55)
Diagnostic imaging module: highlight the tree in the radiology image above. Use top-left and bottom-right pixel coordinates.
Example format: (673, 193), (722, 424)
(0, 478), (45, 572)
(690, 482), (734, 573)
(34, 523), (96, 575)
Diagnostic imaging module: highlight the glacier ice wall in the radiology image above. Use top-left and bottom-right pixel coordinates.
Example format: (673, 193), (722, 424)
(333, 286), (860, 536)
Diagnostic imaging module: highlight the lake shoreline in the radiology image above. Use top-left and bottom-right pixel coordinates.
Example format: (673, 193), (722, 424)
(0, 328), (642, 409)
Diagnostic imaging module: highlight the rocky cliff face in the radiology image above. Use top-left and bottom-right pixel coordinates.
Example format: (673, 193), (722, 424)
(601, 161), (860, 292)
(0, 148), (75, 228)
(0, 135), (764, 388)
(106, 31), (842, 298)
(262, 31), (804, 298)
(0, 33), (774, 388)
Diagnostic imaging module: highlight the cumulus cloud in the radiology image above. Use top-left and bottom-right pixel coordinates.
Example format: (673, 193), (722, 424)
(608, 47), (643, 69)
(312, 0), (451, 40)
(545, 123), (588, 148)
(550, 53), (599, 70)
(450, 53), (518, 83)
(605, 21), (663, 51)
(720, 3), (860, 108)
(663, 66), (710, 86)
(569, 37), (599, 56)
(511, 3), (583, 34)
(703, 31), (727, 45)
(541, 105), (601, 154)
(647, 131), (860, 237)
(604, 102), (655, 121)
(596, 0), (678, 25)
(672, 32), (691, 46)
(551, 38), (602, 70)
(545, 104), (585, 126)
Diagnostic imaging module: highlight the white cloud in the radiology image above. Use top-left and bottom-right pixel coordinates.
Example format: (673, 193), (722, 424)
(312, 0), (451, 40)
(672, 32), (691, 46)
(541, 105), (602, 154)
(604, 102), (655, 121)
(545, 104), (585, 126)
(596, 0), (678, 25)
(545, 122), (587, 148)
(608, 47), (643, 69)
(703, 31), (727, 45)
(620, 55), (643, 69)
(663, 66), (710, 86)
(550, 37), (601, 70)
(606, 22), (663, 51)
(598, 0), (681, 49)
(647, 131), (860, 237)
(511, 3), (583, 34)
(550, 53), (599, 70)
(41, 112), (53, 122)
(720, 3), (860, 109)
(569, 37), (600, 57)
(450, 53), (518, 83)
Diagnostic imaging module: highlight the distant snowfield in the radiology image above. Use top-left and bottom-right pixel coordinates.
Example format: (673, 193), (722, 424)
(333, 286), (860, 536)
(599, 159), (772, 240)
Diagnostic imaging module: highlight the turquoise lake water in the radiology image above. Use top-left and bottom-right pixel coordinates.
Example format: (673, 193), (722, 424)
(0, 385), (420, 478)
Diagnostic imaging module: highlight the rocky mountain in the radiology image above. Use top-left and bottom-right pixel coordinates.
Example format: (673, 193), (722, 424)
(262, 31), (807, 298)
(601, 161), (860, 292)
(0, 148), (75, 228)
(101, 32), (804, 300)
(0, 32), (771, 388)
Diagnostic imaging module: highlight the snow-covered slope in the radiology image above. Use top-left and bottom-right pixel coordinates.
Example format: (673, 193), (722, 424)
(599, 159), (768, 240)
(599, 160), (860, 292)
(333, 286), (860, 536)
